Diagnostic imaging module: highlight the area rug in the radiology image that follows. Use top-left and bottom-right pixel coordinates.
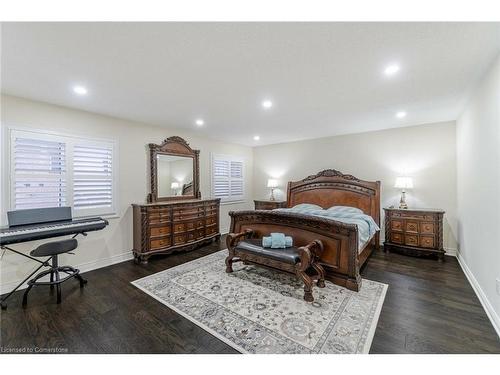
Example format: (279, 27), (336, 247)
(131, 250), (388, 354)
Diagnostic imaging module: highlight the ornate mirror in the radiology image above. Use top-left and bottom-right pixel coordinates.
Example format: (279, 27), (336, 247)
(148, 136), (200, 202)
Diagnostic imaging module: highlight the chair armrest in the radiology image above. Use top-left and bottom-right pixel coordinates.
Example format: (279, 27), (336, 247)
(226, 229), (254, 249)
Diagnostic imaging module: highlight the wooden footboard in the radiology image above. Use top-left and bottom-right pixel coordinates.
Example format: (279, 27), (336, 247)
(228, 210), (365, 291)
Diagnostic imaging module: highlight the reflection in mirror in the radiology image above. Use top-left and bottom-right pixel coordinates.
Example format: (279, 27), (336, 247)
(157, 154), (194, 198)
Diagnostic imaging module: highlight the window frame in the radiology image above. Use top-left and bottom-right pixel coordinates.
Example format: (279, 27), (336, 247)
(211, 153), (245, 204)
(5, 126), (119, 219)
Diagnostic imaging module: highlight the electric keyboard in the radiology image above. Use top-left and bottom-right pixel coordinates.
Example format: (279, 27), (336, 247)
(0, 207), (109, 246)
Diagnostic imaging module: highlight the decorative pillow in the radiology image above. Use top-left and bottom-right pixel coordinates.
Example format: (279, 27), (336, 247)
(327, 205), (364, 215)
(290, 203), (323, 211)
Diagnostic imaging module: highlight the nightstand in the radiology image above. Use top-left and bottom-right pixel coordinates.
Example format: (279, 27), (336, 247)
(383, 208), (445, 260)
(254, 200), (287, 210)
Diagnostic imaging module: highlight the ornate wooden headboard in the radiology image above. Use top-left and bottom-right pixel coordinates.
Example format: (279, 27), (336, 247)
(286, 169), (381, 225)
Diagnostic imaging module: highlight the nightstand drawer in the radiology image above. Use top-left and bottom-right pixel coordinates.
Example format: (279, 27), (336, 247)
(391, 233), (403, 244)
(391, 220), (403, 231)
(405, 234), (419, 246)
(420, 222), (435, 234)
(420, 236), (435, 248)
(405, 221), (419, 233)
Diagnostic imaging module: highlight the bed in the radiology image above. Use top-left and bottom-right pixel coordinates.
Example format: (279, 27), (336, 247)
(228, 169), (381, 291)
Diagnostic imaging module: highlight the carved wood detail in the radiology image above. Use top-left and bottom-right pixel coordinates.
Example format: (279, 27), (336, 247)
(148, 136), (200, 203)
(225, 232), (325, 302)
(132, 199), (221, 263)
(383, 208), (445, 260)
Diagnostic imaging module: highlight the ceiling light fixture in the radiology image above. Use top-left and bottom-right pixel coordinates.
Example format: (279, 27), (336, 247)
(261, 100), (273, 109)
(72, 85), (88, 95)
(384, 64), (400, 76)
(195, 119), (204, 126)
(396, 111), (407, 119)
(253, 135), (260, 141)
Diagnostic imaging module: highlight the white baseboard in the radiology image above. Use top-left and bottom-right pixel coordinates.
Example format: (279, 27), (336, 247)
(444, 247), (457, 257)
(0, 251), (134, 295)
(456, 252), (500, 339)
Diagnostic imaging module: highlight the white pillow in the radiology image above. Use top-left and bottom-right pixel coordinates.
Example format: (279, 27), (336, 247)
(327, 205), (364, 215)
(291, 203), (323, 211)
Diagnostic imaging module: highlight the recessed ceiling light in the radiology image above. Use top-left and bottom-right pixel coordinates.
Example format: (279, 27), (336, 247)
(261, 100), (273, 109)
(195, 119), (204, 126)
(72, 85), (88, 95)
(384, 64), (400, 76)
(396, 111), (407, 119)
(253, 135), (260, 141)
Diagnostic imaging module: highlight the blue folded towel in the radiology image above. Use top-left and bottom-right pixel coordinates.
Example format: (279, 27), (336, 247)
(262, 234), (293, 248)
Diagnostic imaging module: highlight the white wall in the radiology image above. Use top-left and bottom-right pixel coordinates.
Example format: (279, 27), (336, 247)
(253, 122), (458, 251)
(0, 95), (253, 293)
(456, 54), (500, 335)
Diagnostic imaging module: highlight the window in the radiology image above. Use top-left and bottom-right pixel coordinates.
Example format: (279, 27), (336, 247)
(211, 154), (244, 203)
(9, 129), (118, 217)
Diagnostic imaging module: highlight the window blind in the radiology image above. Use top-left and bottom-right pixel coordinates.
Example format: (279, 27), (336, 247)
(12, 137), (67, 209)
(212, 155), (244, 202)
(73, 144), (114, 210)
(9, 129), (118, 217)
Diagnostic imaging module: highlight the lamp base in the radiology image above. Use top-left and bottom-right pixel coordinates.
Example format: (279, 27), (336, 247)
(399, 191), (408, 209)
(269, 188), (275, 201)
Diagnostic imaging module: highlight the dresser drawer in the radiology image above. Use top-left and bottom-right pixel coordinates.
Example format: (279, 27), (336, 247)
(173, 223), (186, 233)
(186, 231), (196, 242)
(185, 221), (196, 230)
(391, 220), (403, 231)
(420, 222), (435, 234)
(148, 215), (171, 225)
(150, 226), (171, 237)
(195, 229), (205, 239)
(206, 226), (218, 235)
(205, 203), (219, 211)
(206, 216), (218, 226)
(150, 238), (171, 249)
(404, 234), (418, 247)
(393, 211), (435, 221)
(173, 234), (186, 245)
(391, 233), (403, 244)
(420, 236), (435, 248)
(405, 221), (419, 233)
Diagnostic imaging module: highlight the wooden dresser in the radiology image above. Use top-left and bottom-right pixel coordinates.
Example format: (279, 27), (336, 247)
(383, 208), (445, 260)
(132, 199), (220, 263)
(254, 200), (287, 210)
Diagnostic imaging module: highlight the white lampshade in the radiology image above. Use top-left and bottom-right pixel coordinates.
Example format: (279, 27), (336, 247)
(394, 177), (413, 189)
(171, 182), (180, 189)
(267, 179), (278, 188)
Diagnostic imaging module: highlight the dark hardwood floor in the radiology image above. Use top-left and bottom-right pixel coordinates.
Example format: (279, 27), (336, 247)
(1, 236), (499, 354)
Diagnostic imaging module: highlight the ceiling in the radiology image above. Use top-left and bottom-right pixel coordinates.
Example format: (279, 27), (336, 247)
(1, 22), (499, 146)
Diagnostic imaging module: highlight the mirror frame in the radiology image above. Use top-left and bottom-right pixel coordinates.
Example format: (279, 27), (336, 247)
(148, 136), (200, 202)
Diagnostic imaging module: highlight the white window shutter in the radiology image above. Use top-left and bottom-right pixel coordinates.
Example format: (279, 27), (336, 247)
(73, 144), (114, 211)
(9, 129), (118, 218)
(212, 155), (244, 202)
(12, 137), (67, 209)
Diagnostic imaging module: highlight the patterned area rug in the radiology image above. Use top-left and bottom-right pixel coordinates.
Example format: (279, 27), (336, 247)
(132, 250), (388, 354)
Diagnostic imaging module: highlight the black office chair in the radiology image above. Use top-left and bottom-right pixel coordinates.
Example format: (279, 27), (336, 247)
(22, 238), (87, 307)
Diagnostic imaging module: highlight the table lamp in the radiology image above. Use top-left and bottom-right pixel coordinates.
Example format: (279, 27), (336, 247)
(394, 177), (413, 209)
(171, 182), (180, 195)
(267, 179), (278, 201)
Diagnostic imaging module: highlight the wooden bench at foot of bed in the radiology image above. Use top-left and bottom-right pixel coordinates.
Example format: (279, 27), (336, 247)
(225, 229), (325, 302)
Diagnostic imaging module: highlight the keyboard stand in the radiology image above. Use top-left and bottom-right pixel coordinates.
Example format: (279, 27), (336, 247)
(0, 232), (87, 310)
